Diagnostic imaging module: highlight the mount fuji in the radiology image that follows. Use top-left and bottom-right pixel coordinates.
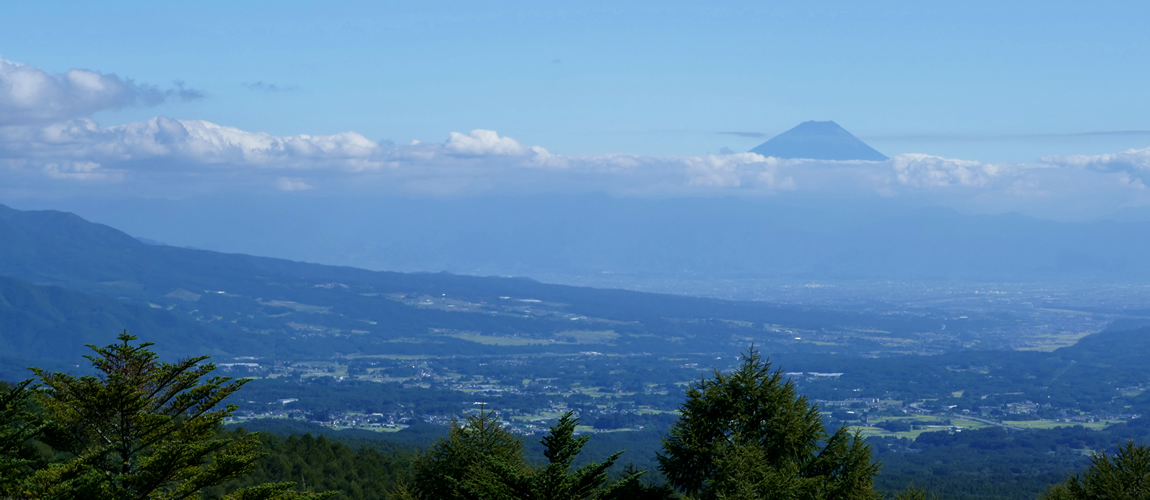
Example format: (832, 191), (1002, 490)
(750, 121), (888, 161)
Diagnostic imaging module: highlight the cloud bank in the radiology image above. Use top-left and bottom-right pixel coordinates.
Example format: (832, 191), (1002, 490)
(1043, 148), (1150, 186)
(0, 114), (1029, 199)
(891, 154), (1004, 188)
(0, 58), (202, 125)
(2, 57), (1148, 219)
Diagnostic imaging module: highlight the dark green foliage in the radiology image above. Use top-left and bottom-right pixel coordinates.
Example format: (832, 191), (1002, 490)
(526, 411), (643, 499)
(1041, 440), (1150, 500)
(397, 409), (651, 500)
(398, 407), (528, 500)
(871, 417), (1150, 500)
(0, 379), (44, 494)
(0, 276), (243, 373)
(658, 347), (881, 500)
(875, 421), (911, 433)
(17, 332), (329, 500)
(606, 464), (676, 500)
(891, 485), (939, 500)
(204, 432), (412, 500)
(221, 482), (334, 500)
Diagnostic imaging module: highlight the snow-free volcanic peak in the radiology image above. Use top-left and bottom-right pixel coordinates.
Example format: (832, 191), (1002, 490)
(749, 121), (888, 161)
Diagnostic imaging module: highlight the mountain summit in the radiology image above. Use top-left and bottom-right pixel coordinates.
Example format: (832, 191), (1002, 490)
(749, 121), (888, 161)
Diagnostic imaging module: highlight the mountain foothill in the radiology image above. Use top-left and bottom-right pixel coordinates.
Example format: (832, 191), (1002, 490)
(6, 202), (1150, 500)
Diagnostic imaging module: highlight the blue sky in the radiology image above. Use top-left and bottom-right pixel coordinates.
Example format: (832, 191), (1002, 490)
(4, 0), (1150, 162)
(2, 1), (1150, 223)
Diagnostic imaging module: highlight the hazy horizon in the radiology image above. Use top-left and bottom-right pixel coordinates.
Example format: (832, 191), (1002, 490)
(4, 1), (1150, 289)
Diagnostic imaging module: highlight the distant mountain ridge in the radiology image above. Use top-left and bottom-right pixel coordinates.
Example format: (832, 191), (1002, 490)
(0, 203), (943, 367)
(12, 197), (1150, 287)
(750, 121), (888, 161)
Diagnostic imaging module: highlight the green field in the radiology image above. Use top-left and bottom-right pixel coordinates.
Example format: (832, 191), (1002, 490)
(446, 333), (552, 346)
(852, 415), (995, 439)
(1003, 419), (1120, 430)
(556, 330), (620, 344)
(1017, 330), (1097, 352)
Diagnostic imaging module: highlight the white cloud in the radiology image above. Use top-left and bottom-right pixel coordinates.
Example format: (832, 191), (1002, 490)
(2, 57), (1149, 218)
(890, 153), (1005, 188)
(2, 116), (382, 170)
(0, 57), (202, 125)
(0, 114), (1029, 198)
(3, 113), (1150, 220)
(41, 161), (117, 181)
(115, 118), (379, 166)
(683, 152), (792, 190)
(0, 58), (1026, 198)
(445, 129), (532, 156)
(1042, 147), (1150, 182)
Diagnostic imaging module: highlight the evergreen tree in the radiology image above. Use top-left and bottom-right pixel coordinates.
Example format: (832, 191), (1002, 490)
(397, 409), (656, 500)
(395, 405), (528, 500)
(522, 411), (643, 500)
(1041, 440), (1150, 500)
(1, 379), (45, 495)
(205, 432), (412, 500)
(21, 331), (330, 500)
(658, 347), (881, 500)
(604, 465), (676, 500)
(890, 485), (938, 500)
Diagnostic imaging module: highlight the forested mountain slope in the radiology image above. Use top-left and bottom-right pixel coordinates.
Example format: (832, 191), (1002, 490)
(0, 275), (270, 379)
(0, 203), (953, 364)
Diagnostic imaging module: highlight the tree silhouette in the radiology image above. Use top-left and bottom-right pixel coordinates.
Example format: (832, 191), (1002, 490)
(20, 331), (331, 500)
(658, 346), (881, 500)
(1042, 440), (1150, 500)
(396, 408), (652, 499)
(1, 379), (44, 494)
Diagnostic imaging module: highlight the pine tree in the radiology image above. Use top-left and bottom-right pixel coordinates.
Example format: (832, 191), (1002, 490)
(1041, 440), (1150, 500)
(527, 411), (642, 500)
(396, 405), (528, 500)
(22, 331), (331, 500)
(603, 464), (676, 500)
(396, 409), (655, 500)
(890, 485), (938, 500)
(0, 379), (45, 495)
(658, 346), (882, 500)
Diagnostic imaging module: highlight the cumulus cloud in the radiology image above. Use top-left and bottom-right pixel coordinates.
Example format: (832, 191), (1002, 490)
(0, 112), (1026, 198)
(4, 113), (1150, 222)
(0, 111), (818, 196)
(1042, 147), (1150, 183)
(890, 153), (1006, 188)
(683, 152), (792, 189)
(3, 57), (1148, 217)
(41, 161), (117, 181)
(0, 58), (203, 125)
(1, 116), (381, 168)
(445, 129), (534, 156)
